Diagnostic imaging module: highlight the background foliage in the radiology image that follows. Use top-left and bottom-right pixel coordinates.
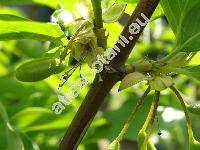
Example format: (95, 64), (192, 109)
(0, 0), (199, 149)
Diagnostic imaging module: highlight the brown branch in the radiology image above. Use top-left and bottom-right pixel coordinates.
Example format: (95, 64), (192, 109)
(58, 0), (160, 149)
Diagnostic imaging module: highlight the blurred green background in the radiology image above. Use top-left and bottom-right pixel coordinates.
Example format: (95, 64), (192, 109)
(0, 0), (200, 150)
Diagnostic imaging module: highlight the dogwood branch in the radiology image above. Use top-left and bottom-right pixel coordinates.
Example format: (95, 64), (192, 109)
(58, 0), (160, 149)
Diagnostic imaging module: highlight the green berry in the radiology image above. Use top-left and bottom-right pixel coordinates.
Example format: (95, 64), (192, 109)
(16, 57), (65, 82)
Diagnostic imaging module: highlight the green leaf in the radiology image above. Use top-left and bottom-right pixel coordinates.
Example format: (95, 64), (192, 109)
(0, 14), (28, 21)
(14, 129), (39, 150)
(0, 6), (25, 17)
(189, 52), (200, 65)
(119, 72), (147, 91)
(0, 0), (34, 4)
(177, 4), (200, 52)
(10, 107), (75, 132)
(108, 140), (120, 150)
(166, 52), (188, 67)
(187, 102), (200, 115)
(190, 140), (200, 150)
(16, 39), (47, 58)
(186, 123), (200, 150)
(0, 102), (24, 150)
(0, 14), (67, 45)
(164, 65), (200, 81)
(0, 102), (9, 123)
(10, 107), (55, 130)
(93, 95), (154, 141)
(151, 4), (164, 21)
(161, 0), (200, 52)
(149, 76), (174, 91)
(0, 0), (78, 10)
(6, 124), (24, 150)
(102, 4), (127, 23)
(161, 0), (199, 35)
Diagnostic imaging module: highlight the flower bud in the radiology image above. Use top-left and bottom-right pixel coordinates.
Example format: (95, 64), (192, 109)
(51, 9), (73, 27)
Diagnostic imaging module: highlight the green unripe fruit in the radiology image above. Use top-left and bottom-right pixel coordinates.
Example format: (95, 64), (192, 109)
(16, 58), (65, 82)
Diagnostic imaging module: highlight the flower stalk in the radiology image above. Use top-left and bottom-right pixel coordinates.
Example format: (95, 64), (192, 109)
(115, 86), (151, 143)
(170, 86), (194, 142)
(140, 91), (160, 150)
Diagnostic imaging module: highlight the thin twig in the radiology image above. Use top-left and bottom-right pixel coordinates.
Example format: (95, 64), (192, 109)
(170, 86), (194, 141)
(91, 0), (106, 49)
(116, 86), (151, 142)
(91, 0), (103, 30)
(141, 91), (160, 150)
(60, 21), (87, 61)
